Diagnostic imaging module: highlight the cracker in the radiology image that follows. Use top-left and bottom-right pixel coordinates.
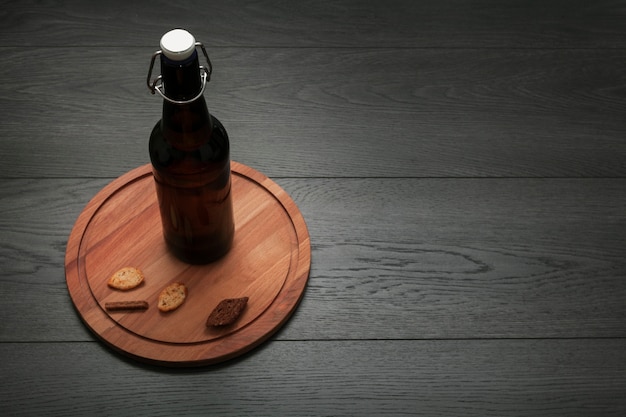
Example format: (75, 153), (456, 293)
(105, 300), (149, 311)
(206, 297), (249, 327)
(107, 267), (145, 291)
(157, 282), (187, 312)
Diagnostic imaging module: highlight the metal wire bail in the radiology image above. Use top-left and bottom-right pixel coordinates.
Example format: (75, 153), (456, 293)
(146, 42), (213, 105)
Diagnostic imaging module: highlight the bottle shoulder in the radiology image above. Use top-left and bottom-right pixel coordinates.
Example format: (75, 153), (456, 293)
(149, 114), (230, 174)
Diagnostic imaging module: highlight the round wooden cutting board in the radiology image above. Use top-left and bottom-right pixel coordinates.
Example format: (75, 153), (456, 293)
(65, 162), (311, 367)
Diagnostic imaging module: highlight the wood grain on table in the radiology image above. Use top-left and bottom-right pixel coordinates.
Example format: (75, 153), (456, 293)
(1, 0), (625, 415)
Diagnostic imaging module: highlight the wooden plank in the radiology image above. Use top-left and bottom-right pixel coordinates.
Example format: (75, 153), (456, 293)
(2, 0), (626, 48)
(2, 47), (626, 179)
(2, 177), (625, 342)
(1, 339), (625, 416)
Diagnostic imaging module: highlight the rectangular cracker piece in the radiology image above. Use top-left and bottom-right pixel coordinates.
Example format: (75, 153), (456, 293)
(105, 300), (149, 311)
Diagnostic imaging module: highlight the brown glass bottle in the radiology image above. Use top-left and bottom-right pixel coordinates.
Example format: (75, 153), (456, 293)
(149, 30), (234, 264)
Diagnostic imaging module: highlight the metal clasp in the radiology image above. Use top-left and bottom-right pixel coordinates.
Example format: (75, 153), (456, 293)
(146, 42), (213, 105)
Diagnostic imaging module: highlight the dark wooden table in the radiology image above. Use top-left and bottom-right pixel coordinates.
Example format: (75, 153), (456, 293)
(2, 1), (626, 415)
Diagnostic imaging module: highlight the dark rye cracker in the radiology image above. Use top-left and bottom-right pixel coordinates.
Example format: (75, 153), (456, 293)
(206, 297), (249, 327)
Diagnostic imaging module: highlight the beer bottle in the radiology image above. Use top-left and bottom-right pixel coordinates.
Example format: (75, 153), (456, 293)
(147, 29), (234, 264)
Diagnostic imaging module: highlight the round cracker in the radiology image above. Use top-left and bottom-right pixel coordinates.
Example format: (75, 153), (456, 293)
(158, 282), (188, 312)
(107, 267), (145, 291)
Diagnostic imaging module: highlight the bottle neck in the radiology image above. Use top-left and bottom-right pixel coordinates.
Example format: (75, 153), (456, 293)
(160, 50), (203, 101)
(159, 50), (212, 150)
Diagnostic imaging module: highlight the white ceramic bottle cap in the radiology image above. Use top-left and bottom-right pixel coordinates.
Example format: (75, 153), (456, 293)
(160, 29), (196, 61)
